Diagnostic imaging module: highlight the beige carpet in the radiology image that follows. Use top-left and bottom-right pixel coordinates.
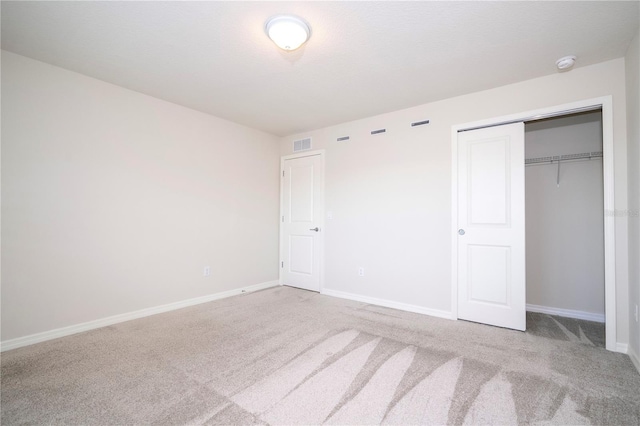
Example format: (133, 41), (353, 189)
(2, 286), (639, 425)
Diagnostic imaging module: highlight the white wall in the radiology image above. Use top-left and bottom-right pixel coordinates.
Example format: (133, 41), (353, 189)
(1, 51), (281, 341)
(280, 58), (630, 345)
(525, 112), (604, 316)
(626, 28), (640, 364)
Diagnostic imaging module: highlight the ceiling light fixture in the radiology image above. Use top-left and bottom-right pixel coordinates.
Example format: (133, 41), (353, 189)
(265, 15), (310, 51)
(556, 55), (577, 71)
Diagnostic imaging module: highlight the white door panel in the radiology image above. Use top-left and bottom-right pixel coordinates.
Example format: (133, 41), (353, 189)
(467, 245), (510, 305)
(282, 154), (323, 292)
(289, 164), (315, 222)
(457, 123), (525, 331)
(468, 138), (510, 225)
(289, 235), (314, 274)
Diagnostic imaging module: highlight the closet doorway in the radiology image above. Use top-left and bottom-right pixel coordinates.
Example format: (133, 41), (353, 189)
(451, 96), (617, 351)
(524, 111), (605, 346)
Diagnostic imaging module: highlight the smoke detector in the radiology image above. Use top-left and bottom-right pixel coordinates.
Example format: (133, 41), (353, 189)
(556, 55), (577, 71)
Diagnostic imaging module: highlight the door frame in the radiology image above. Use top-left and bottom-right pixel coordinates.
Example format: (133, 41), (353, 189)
(450, 96), (617, 351)
(279, 149), (326, 292)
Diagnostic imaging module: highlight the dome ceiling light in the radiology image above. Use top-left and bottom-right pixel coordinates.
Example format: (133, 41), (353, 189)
(265, 15), (311, 51)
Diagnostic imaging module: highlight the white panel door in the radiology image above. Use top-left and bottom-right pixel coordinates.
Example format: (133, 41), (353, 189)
(281, 154), (323, 292)
(457, 122), (526, 331)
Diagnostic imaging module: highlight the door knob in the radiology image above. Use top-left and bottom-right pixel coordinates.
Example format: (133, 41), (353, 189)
(310, 227), (319, 232)
(458, 229), (465, 235)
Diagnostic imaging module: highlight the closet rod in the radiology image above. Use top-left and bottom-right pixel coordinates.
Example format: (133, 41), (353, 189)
(525, 151), (603, 165)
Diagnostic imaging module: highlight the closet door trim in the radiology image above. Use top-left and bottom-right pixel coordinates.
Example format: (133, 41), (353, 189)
(451, 96), (617, 352)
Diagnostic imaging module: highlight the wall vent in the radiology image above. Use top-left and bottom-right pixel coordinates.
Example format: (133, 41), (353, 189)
(371, 129), (386, 135)
(293, 137), (312, 152)
(411, 120), (430, 127)
(337, 136), (350, 141)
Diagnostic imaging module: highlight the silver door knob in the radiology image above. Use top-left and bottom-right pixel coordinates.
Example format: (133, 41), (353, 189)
(310, 227), (319, 232)
(458, 229), (465, 235)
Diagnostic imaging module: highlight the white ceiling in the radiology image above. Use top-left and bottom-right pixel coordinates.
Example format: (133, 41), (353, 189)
(2, 1), (638, 136)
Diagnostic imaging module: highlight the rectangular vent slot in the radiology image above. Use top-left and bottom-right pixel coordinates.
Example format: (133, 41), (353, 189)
(371, 129), (386, 135)
(293, 137), (312, 152)
(411, 120), (430, 127)
(337, 136), (350, 141)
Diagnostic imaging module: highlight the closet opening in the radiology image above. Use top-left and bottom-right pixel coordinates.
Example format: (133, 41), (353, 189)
(524, 109), (605, 347)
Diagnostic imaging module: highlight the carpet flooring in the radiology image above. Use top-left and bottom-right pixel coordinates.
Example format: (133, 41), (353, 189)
(2, 286), (639, 425)
(526, 311), (606, 349)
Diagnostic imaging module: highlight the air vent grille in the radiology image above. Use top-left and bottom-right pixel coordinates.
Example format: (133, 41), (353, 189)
(293, 137), (312, 152)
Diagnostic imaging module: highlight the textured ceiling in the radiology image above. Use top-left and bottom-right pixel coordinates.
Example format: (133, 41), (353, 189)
(2, 1), (638, 136)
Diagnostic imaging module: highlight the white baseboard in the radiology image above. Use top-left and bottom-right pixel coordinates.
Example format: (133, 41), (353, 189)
(322, 288), (452, 320)
(0, 280), (279, 352)
(628, 346), (640, 374)
(526, 304), (605, 323)
(616, 343), (628, 354)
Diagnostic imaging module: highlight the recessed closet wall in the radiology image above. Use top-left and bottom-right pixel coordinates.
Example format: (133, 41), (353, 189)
(525, 111), (605, 319)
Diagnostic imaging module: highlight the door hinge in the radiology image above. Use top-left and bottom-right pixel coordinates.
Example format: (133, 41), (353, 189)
(281, 261), (284, 268)
(282, 170), (285, 177)
(282, 216), (284, 222)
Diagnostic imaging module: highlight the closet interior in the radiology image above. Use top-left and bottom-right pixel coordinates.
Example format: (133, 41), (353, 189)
(524, 110), (605, 337)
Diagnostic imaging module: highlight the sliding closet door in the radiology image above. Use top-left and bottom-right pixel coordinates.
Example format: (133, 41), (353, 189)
(456, 122), (526, 331)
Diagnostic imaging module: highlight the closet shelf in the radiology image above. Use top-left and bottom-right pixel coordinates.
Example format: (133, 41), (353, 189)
(525, 151), (602, 187)
(525, 151), (603, 165)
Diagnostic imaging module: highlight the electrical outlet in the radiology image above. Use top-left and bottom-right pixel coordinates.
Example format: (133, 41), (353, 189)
(203, 266), (211, 277)
(358, 267), (365, 277)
